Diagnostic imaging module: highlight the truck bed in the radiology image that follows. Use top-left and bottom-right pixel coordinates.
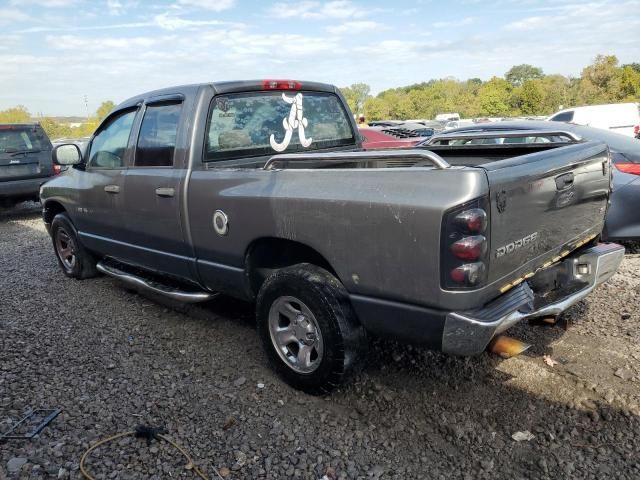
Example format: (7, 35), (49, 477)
(255, 140), (611, 311)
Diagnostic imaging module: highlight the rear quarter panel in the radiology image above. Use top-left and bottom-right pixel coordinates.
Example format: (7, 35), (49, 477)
(187, 166), (489, 307)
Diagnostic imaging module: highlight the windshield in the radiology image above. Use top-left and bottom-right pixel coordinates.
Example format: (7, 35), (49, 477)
(0, 126), (49, 153)
(205, 91), (355, 161)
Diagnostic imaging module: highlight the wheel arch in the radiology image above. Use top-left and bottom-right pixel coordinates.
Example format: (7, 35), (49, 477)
(42, 199), (68, 225)
(244, 237), (341, 299)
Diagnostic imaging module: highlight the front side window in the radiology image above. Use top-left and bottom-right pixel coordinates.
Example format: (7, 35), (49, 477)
(135, 103), (182, 167)
(205, 91), (355, 161)
(88, 110), (137, 169)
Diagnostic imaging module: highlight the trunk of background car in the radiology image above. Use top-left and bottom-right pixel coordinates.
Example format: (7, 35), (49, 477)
(0, 152), (50, 182)
(0, 125), (53, 183)
(483, 141), (611, 285)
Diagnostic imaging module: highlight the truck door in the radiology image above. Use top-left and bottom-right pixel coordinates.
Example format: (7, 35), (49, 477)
(76, 108), (138, 257)
(120, 98), (192, 279)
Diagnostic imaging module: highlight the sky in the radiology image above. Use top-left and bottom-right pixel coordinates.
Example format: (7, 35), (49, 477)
(1, 0), (639, 116)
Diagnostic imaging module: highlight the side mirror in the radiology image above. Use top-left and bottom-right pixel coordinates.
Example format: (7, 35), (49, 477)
(53, 144), (82, 166)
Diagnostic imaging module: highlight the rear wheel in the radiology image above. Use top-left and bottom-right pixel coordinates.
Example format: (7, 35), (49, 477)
(256, 264), (366, 394)
(51, 213), (98, 279)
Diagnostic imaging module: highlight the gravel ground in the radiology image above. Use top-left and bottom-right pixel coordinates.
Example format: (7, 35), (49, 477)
(1, 202), (639, 479)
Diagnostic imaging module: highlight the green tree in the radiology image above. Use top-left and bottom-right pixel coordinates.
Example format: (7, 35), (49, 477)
(619, 65), (640, 100)
(339, 84), (371, 115)
(518, 80), (544, 115)
(505, 64), (544, 87)
(39, 117), (72, 140)
(0, 105), (31, 123)
(621, 63), (640, 73)
(363, 96), (390, 121)
(537, 75), (571, 114)
(96, 100), (116, 122)
(477, 77), (513, 116)
(579, 54), (622, 103)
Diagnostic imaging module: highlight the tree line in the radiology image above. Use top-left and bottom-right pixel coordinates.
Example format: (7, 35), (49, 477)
(0, 101), (115, 139)
(340, 55), (640, 121)
(1, 55), (638, 137)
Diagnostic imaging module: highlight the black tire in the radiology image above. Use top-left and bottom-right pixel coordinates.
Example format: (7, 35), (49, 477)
(50, 213), (98, 279)
(256, 263), (366, 395)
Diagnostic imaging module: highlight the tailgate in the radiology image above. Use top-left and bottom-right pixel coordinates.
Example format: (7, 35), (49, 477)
(0, 151), (50, 182)
(483, 141), (611, 284)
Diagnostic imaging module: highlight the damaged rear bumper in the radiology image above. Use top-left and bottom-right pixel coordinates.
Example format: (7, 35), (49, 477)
(442, 243), (625, 356)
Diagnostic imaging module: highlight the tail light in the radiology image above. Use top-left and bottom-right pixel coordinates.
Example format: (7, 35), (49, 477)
(451, 263), (487, 285)
(634, 125), (639, 135)
(442, 197), (490, 289)
(454, 208), (487, 233)
(262, 80), (301, 90)
(614, 163), (640, 176)
(451, 235), (487, 260)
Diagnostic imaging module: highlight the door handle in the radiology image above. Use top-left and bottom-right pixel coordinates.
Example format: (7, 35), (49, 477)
(155, 187), (175, 198)
(104, 185), (120, 194)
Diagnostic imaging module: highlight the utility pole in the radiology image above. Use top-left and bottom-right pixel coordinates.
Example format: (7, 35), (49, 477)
(84, 95), (89, 120)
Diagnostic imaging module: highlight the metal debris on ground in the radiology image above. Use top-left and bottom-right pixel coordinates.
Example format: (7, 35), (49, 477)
(0, 408), (62, 441)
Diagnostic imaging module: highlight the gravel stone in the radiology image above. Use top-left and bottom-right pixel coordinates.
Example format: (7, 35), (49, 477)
(7, 457), (27, 473)
(1, 205), (639, 479)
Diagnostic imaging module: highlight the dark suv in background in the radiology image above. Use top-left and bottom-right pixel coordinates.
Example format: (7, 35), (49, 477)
(0, 123), (54, 208)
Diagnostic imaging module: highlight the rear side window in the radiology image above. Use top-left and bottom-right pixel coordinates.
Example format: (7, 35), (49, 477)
(205, 91), (355, 161)
(135, 103), (182, 167)
(0, 126), (49, 153)
(550, 111), (574, 122)
(88, 110), (137, 169)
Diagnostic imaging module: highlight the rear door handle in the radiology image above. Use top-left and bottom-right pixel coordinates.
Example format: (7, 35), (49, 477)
(555, 173), (574, 190)
(104, 185), (120, 194)
(155, 187), (175, 198)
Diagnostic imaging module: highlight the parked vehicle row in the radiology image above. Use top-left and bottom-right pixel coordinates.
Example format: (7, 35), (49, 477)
(41, 79), (623, 394)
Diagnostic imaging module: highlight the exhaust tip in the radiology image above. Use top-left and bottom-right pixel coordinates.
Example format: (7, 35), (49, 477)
(488, 335), (531, 359)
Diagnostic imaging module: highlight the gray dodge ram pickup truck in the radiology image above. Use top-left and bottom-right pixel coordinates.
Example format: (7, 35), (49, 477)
(41, 80), (624, 393)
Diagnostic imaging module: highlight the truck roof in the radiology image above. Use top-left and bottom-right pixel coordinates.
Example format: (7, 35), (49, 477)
(116, 79), (339, 111)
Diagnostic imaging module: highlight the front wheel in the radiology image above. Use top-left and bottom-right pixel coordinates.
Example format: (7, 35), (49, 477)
(256, 264), (366, 395)
(50, 213), (98, 279)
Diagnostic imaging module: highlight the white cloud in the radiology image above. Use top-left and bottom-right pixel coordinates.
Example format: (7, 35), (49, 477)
(176, 0), (236, 11)
(107, 0), (124, 15)
(269, 1), (365, 19)
(0, 8), (29, 25)
(16, 14), (239, 33)
(9, 0), (76, 6)
(153, 12), (239, 30)
(48, 35), (163, 51)
(432, 17), (474, 28)
(326, 20), (385, 34)
(0, 34), (21, 51)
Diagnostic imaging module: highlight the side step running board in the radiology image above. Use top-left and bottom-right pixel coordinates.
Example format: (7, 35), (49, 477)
(96, 262), (216, 303)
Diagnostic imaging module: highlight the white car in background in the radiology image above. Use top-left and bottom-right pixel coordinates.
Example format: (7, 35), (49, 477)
(547, 102), (640, 137)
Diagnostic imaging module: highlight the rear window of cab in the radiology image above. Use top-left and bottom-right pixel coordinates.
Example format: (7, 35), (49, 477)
(205, 91), (355, 161)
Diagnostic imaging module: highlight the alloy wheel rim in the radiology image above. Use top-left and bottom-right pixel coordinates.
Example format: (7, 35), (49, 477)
(55, 228), (77, 271)
(268, 296), (324, 374)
